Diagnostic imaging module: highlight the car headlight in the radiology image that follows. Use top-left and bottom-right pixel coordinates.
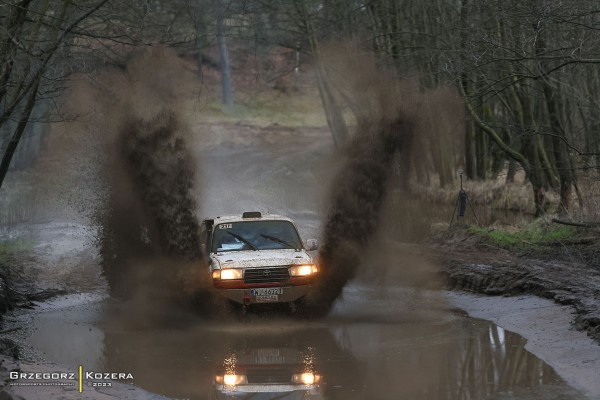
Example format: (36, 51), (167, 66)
(292, 372), (320, 385)
(213, 269), (243, 280)
(289, 264), (317, 277)
(215, 374), (247, 386)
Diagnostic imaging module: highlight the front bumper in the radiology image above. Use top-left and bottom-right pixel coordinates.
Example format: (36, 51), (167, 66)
(215, 383), (321, 394)
(217, 285), (311, 305)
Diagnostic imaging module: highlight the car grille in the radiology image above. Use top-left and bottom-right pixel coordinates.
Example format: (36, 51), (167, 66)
(244, 267), (290, 284)
(246, 368), (292, 384)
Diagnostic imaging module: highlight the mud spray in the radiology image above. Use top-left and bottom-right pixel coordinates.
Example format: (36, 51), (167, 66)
(78, 48), (223, 323)
(302, 118), (414, 316)
(303, 47), (460, 316)
(99, 110), (208, 305)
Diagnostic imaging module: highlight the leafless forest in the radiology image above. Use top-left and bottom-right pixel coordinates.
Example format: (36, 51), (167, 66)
(2, 0), (600, 217)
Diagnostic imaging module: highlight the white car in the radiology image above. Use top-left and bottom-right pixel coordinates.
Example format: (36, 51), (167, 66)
(200, 212), (319, 307)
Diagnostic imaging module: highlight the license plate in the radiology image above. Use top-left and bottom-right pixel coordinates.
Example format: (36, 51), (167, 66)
(250, 288), (283, 296)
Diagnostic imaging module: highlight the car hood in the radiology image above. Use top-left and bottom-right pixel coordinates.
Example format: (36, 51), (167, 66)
(211, 249), (313, 269)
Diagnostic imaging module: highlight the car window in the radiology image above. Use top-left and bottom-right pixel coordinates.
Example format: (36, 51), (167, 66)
(218, 234), (246, 251)
(211, 220), (303, 252)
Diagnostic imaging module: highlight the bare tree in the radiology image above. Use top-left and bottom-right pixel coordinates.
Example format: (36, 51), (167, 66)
(0, 0), (109, 191)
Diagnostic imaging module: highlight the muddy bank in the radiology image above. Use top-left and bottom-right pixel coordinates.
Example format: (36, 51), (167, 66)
(0, 262), (72, 400)
(0, 221), (104, 399)
(0, 257), (71, 335)
(446, 292), (600, 398)
(433, 227), (600, 343)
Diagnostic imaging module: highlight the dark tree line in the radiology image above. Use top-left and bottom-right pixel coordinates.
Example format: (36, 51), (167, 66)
(227, 0), (600, 215)
(3, 0), (600, 216)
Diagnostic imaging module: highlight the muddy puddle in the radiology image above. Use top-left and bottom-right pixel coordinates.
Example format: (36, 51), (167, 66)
(6, 286), (581, 400)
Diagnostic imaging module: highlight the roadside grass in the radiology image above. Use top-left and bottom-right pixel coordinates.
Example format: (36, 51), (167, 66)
(469, 221), (579, 249)
(575, 174), (600, 223)
(409, 171), (548, 214)
(190, 87), (327, 128)
(0, 238), (34, 262)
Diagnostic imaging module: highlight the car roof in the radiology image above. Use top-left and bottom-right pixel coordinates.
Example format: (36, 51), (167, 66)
(208, 214), (295, 224)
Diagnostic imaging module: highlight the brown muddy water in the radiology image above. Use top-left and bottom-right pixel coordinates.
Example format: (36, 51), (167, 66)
(5, 286), (582, 400)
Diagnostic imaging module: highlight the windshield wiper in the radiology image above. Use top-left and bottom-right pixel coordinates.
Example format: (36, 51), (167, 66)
(260, 234), (296, 249)
(225, 231), (258, 250)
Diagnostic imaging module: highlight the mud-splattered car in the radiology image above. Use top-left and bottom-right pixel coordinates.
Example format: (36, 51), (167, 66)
(200, 212), (319, 309)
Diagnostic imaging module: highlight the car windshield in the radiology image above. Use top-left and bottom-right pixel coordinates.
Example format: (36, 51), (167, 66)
(211, 220), (303, 252)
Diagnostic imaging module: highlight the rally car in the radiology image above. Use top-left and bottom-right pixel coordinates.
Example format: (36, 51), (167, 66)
(200, 212), (319, 308)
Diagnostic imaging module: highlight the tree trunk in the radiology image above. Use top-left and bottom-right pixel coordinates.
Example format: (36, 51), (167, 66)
(0, 79), (39, 190)
(533, 185), (547, 217)
(465, 121), (477, 179)
(297, 0), (348, 146)
(216, 3), (233, 109)
(314, 67), (349, 146)
(506, 159), (516, 183)
(536, 25), (573, 215)
(193, 2), (207, 73)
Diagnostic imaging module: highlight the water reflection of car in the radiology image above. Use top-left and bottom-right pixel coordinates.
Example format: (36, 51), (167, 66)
(214, 343), (324, 399)
(200, 212), (319, 310)
(215, 348), (323, 399)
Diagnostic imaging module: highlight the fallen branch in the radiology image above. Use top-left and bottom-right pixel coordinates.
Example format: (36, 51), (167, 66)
(551, 218), (600, 228)
(545, 238), (597, 246)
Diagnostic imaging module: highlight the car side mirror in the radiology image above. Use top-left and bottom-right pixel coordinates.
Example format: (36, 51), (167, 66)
(305, 239), (319, 251)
